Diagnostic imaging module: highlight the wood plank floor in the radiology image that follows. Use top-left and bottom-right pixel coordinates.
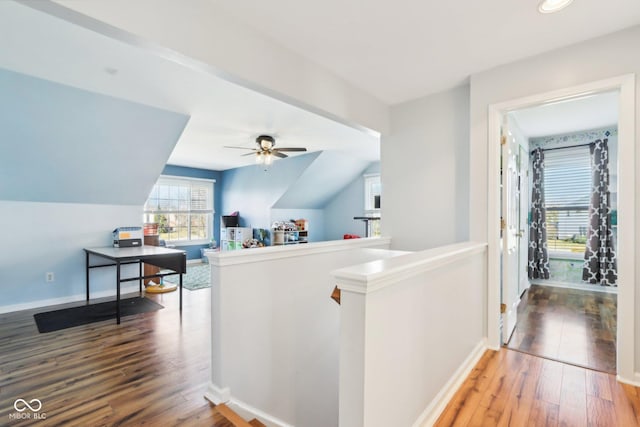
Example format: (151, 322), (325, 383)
(435, 348), (640, 427)
(2, 284), (630, 426)
(0, 288), (231, 426)
(506, 284), (617, 373)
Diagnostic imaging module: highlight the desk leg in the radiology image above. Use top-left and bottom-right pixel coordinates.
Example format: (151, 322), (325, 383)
(116, 260), (121, 325)
(85, 251), (90, 302)
(139, 261), (143, 295)
(179, 273), (183, 312)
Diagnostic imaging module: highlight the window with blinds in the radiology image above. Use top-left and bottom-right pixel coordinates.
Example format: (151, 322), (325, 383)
(143, 176), (214, 243)
(543, 146), (591, 253)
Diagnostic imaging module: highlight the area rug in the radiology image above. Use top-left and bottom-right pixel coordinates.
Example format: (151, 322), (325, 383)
(162, 263), (211, 290)
(34, 297), (164, 333)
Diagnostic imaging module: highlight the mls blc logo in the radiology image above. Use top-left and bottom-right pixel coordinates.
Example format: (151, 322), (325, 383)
(9, 398), (46, 420)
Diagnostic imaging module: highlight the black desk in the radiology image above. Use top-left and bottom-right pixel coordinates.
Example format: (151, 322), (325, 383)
(84, 246), (187, 324)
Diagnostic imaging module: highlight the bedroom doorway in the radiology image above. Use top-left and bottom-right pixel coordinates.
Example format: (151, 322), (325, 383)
(487, 74), (636, 380)
(502, 92), (619, 373)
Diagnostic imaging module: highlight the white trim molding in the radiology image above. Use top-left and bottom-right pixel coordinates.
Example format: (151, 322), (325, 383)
(204, 383), (230, 404)
(413, 340), (488, 427)
(618, 373), (640, 388)
(0, 283), (141, 314)
(333, 241), (486, 294)
(208, 236), (392, 267)
(487, 74), (636, 382)
(226, 398), (294, 427)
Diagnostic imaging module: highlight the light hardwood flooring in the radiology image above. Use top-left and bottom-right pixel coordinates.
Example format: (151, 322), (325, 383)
(435, 348), (640, 427)
(2, 285), (633, 426)
(507, 284), (617, 373)
(0, 288), (229, 426)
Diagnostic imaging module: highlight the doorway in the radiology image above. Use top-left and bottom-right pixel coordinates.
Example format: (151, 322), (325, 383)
(487, 75), (636, 381)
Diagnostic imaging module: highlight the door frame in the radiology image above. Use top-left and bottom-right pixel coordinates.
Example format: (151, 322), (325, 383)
(486, 74), (636, 383)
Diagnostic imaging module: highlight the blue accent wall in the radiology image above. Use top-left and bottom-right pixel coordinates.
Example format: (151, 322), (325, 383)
(0, 68), (190, 205)
(220, 152), (321, 229)
(324, 162), (380, 240)
(0, 69), (190, 311)
(162, 165), (222, 259)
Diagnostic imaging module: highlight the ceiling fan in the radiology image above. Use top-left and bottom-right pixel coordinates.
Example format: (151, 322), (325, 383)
(225, 135), (307, 165)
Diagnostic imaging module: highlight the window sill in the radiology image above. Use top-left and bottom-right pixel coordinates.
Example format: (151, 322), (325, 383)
(548, 251), (584, 261)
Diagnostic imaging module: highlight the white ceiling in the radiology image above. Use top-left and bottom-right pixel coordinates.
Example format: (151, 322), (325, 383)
(2, 1), (638, 170)
(510, 91), (619, 138)
(0, 1), (379, 171)
(212, 0), (640, 104)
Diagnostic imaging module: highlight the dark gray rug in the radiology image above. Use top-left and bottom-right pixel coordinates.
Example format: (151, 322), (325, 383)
(34, 297), (163, 333)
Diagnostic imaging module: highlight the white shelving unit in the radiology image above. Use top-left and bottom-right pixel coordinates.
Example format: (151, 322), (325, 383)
(220, 227), (252, 251)
(272, 229), (309, 245)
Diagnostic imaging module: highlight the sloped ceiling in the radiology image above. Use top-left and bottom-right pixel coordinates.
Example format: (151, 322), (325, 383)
(273, 152), (372, 209)
(0, 0), (379, 171)
(0, 68), (190, 205)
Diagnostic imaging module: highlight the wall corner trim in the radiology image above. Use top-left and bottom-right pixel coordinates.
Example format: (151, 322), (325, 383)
(204, 383), (231, 404)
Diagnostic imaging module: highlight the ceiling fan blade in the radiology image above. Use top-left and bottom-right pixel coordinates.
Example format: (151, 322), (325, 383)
(274, 147), (307, 152)
(241, 152), (258, 156)
(224, 146), (254, 150)
(272, 151), (288, 159)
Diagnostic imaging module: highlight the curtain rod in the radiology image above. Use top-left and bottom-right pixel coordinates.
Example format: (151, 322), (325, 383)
(530, 140), (599, 154)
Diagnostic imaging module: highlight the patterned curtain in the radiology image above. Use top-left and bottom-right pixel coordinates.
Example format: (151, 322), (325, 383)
(528, 148), (550, 279)
(583, 139), (617, 286)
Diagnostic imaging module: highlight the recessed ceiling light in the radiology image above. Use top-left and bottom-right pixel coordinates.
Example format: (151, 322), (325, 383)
(538, 0), (574, 14)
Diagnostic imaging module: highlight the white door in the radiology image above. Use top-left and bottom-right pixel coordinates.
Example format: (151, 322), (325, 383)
(518, 145), (530, 296)
(501, 125), (521, 344)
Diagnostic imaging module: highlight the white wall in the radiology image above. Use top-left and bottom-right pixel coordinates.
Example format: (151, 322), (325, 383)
(334, 242), (487, 427)
(469, 26), (640, 370)
(0, 200), (142, 312)
(207, 239), (393, 427)
(382, 84), (470, 251)
(51, 0), (388, 134)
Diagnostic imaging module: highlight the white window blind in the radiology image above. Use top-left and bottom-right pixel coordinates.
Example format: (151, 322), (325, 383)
(543, 146), (591, 253)
(144, 176), (214, 243)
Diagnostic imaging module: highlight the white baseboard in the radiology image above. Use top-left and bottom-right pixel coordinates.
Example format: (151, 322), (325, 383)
(228, 397), (293, 427)
(413, 340), (488, 427)
(617, 373), (640, 387)
(204, 383), (292, 427)
(0, 284), (141, 314)
(204, 383), (231, 404)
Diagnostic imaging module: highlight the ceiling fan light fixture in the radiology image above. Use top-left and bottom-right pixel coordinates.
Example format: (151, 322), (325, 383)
(538, 0), (573, 14)
(257, 135), (275, 150)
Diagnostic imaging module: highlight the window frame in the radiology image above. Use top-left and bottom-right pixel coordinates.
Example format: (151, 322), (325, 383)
(363, 173), (381, 237)
(364, 173), (381, 214)
(143, 175), (215, 246)
(541, 146), (591, 257)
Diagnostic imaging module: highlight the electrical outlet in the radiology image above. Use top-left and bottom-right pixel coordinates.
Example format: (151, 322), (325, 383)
(46, 272), (54, 282)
